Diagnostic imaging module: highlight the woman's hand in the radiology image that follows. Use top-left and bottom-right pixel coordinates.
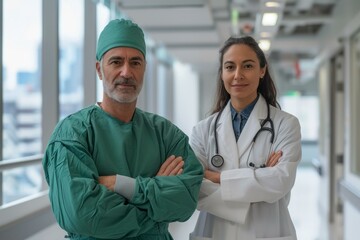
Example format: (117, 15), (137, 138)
(204, 150), (282, 184)
(204, 170), (221, 183)
(266, 150), (282, 167)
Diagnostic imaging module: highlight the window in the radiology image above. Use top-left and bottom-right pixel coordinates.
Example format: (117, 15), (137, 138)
(350, 29), (360, 176)
(59, 0), (85, 119)
(2, 0), (42, 204)
(280, 94), (319, 141)
(96, 2), (111, 102)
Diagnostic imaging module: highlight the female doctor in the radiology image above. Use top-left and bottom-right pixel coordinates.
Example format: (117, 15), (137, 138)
(190, 36), (301, 240)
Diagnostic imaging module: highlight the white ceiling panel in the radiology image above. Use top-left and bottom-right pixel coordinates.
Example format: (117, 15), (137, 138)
(116, 0), (339, 77)
(122, 6), (214, 28)
(168, 48), (219, 65)
(118, 0), (206, 8)
(149, 30), (220, 45)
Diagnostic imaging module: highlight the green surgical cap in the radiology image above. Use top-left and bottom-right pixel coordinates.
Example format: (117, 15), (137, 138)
(96, 19), (146, 61)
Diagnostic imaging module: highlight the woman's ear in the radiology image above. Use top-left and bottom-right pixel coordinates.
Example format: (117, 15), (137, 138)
(260, 65), (267, 78)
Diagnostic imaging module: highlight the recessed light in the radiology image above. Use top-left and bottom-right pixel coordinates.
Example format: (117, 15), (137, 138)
(265, 2), (281, 8)
(260, 32), (272, 38)
(262, 13), (278, 26)
(259, 39), (271, 51)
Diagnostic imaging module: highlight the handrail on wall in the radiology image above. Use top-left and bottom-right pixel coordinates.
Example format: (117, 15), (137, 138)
(0, 154), (43, 173)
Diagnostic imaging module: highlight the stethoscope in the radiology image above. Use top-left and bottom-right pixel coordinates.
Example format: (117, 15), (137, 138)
(211, 101), (275, 169)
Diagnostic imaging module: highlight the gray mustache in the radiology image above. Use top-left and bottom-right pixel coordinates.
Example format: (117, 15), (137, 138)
(114, 78), (136, 86)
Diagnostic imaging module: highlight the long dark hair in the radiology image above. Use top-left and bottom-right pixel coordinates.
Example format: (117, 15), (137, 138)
(211, 36), (280, 114)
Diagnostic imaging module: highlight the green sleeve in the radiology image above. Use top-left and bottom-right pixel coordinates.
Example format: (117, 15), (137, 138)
(43, 140), (158, 239)
(130, 126), (204, 222)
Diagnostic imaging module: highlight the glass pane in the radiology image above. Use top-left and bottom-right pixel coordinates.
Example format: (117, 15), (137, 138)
(96, 3), (110, 102)
(59, 0), (85, 120)
(3, 165), (43, 203)
(280, 94), (319, 141)
(350, 29), (360, 176)
(2, 0), (42, 204)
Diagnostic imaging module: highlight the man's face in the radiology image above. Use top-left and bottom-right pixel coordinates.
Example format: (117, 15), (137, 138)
(96, 47), (146, 104)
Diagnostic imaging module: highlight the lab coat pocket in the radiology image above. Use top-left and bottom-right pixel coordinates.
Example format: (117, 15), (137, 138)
(198, 189), (250, 224)
(256, 236), (293, 240)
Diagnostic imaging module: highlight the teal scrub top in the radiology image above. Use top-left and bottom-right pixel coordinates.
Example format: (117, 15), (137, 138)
(42, 105), (204, 240)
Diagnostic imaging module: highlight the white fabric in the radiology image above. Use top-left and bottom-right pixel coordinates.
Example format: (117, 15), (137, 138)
(190, 95), (302, 240)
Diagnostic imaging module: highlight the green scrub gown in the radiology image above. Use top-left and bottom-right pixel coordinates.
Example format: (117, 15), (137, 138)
(42, 105), (204, 240)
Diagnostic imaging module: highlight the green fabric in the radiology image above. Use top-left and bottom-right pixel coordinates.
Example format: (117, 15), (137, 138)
(96, 19), (146, 61)
(42, 105), (203, 240)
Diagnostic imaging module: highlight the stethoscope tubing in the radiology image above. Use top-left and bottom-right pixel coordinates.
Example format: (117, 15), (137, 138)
(211, 101), (274, 169)
(213, 106), (225, 155)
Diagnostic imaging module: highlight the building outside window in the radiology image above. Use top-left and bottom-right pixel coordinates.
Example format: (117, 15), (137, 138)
(59, 0), (85, 119)
(2, 0), (43, 204)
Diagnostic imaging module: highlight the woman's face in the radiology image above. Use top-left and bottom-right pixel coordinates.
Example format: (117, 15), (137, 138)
(221, 44), (266, 111)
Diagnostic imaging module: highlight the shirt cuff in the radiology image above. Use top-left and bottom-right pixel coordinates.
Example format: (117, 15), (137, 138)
(114, 175), (136, 200)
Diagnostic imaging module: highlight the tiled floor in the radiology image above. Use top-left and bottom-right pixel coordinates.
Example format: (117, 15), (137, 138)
(289, 166), (322, 240)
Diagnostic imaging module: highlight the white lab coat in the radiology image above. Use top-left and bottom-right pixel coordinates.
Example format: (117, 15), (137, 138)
(189, 95), (301, 240)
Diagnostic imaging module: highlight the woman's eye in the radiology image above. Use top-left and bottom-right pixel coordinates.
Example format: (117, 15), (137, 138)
(244, 64), (253, 69)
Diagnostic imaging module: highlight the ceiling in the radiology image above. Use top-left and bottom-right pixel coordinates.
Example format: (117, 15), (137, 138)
(116, 0), (338, 81)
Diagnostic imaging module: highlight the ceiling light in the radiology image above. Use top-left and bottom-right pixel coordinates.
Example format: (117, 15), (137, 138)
(259, 40), (271, 51)
(260, 32), (272, 38)
(265, 2), (281, 8)
(262, 13), (278, 26)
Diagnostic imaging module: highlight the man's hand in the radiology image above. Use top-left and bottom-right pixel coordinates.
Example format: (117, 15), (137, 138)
(157, 155), (184, 176)
(99, 155), (184, 191)
(98, 175), (116, 191)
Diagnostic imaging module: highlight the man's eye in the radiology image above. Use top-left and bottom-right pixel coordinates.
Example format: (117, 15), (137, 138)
(110, 60), (121, 65)
(132, 61), (141, 65)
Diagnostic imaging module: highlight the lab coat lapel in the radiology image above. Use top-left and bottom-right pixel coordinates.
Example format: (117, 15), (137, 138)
(237, 96), (268, 159)
(216, 102), (239, 169)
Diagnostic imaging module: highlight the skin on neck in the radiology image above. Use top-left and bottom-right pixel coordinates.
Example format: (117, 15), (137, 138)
(100, 94), (137, 123)
(230, 94), (257, 112)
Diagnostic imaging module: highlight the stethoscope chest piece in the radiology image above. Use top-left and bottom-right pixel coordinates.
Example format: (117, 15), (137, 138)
(211, 154), (224, 168)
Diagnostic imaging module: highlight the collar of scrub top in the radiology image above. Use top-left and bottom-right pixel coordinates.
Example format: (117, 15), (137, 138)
(230, 94), (259, 141)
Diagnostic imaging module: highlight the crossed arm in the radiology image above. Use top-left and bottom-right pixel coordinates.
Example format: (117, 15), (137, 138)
(99, 155), (185, 191)
(204, 150), (283, 183)
(99, 150), (282, 192)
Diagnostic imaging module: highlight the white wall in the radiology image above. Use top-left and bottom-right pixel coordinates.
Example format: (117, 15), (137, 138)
(173, 61), (200, 136)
